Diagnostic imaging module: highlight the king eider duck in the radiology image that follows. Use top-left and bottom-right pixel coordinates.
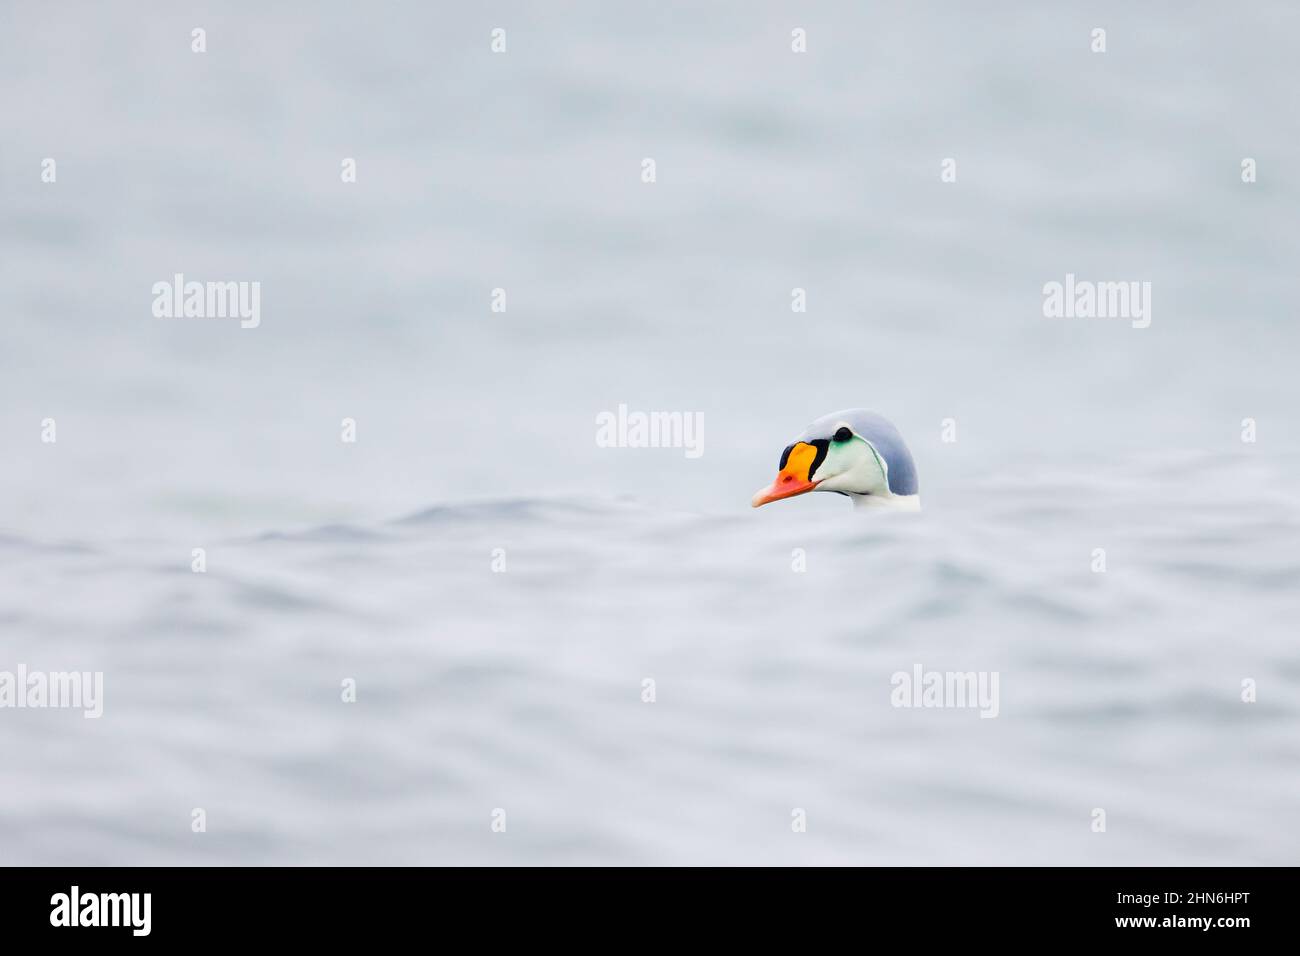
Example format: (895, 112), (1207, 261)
(751, 409), (920, 511)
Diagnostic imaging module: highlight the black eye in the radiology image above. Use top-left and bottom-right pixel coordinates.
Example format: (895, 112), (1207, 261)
(833, 427), (853, 443)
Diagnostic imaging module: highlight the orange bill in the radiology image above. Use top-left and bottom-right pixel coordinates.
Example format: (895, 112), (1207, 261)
(751, 441), (821, 507)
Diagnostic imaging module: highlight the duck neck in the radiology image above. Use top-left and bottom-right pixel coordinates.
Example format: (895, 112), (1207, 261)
(851, 492), (921, 512)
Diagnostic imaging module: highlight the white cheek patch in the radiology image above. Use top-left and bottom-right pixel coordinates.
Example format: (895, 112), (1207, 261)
(813, 437), (891, 495)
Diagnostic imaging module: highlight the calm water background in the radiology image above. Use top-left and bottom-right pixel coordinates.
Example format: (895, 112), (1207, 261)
(2, 1), (1298, 864)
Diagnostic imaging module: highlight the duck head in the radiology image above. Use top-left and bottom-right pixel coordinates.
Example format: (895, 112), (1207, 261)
(751, 408), (920, 510)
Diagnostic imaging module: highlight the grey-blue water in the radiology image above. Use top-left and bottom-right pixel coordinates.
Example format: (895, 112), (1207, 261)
(2, 2), (1299, 864)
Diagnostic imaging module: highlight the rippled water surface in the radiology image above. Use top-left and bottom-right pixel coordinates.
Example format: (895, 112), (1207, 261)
(4, 454), (1299, 865)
